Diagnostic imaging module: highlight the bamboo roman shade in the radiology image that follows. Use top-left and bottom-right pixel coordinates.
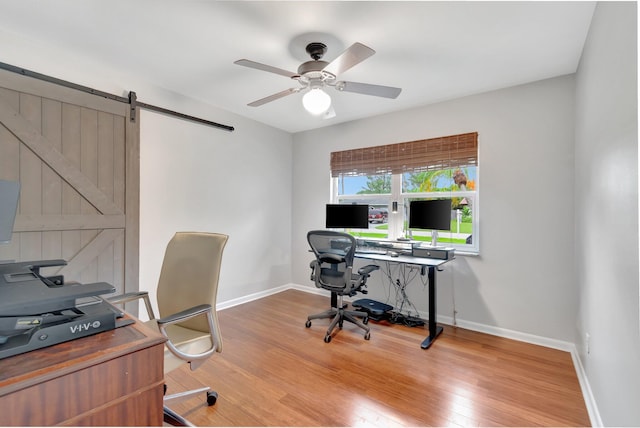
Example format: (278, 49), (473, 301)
(330, 132), (478, 177)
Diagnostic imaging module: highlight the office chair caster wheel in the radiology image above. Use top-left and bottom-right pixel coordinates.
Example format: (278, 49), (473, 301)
(363, 317), (369, 325)
(305, 320), (312, 328)
(206, 391), (218, 406)
(324, 334), (332, 343)
(364, 332), (371, 340)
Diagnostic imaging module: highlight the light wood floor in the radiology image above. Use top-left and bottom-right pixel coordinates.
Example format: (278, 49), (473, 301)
(164, 289), (590, 427)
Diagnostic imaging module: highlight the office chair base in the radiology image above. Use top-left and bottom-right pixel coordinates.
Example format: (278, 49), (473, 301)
(306, 307), (370, 342)
(165, 386), (213, 403)
(206, 390), (218, 405)
(164, 405), (194, 427)
(163, 387), (218, 426)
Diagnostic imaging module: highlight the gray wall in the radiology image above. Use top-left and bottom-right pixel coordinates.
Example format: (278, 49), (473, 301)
(574, 2), (639, 425)
(139, 106), (293, 307)
(292, 75), (578, 343)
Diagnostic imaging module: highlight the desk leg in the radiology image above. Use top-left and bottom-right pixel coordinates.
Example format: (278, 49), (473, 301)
(421, 266), (443, 349)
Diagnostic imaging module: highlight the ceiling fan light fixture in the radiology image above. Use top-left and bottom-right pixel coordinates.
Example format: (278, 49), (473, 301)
(302, 88), (331, 115)
(235, 41), (401, 112)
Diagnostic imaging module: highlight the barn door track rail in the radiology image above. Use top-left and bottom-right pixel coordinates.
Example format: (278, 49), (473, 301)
(0, 61), (234, 132)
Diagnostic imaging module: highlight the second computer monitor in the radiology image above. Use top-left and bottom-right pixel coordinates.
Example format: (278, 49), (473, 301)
(408, 199), (452, 231)
(325, 204), (369, 229)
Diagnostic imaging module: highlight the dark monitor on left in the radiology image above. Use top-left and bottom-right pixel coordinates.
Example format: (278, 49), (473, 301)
(0, 180), (20, 244)
(325, 204), (369, 229)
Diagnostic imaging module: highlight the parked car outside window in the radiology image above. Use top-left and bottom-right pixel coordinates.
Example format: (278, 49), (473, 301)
(368, 209), (388, 223)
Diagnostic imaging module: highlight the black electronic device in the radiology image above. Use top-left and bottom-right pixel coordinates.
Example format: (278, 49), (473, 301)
(351, 298), (393, 321)
(0, 180), (20, 244)
(325, 204), (369, 229)
(0, 299), (128, 360)
(0, 260), (115, 315)
(412, 246), (455, 260)
(408, 199), (452, 231)
(0, 180), (127, 359)
(0, 260), (128, 360)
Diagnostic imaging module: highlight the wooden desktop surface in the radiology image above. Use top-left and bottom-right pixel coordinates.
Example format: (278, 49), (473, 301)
(0, 315), (166, 426)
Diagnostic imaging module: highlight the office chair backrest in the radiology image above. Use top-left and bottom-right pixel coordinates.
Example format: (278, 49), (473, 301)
(157, 232), (228, 342)
(307, 230), (356, 264)
(307, 230), (356, 290)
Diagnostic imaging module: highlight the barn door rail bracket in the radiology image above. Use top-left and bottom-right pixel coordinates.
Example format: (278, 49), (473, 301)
(0, 61), (234, 132)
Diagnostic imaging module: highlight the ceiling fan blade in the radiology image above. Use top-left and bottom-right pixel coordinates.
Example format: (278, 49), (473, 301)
(247, 88), (300, 107)
(335, 81), (402, 99)
(322, 42), (375, 77)
(234, 59), (298, 78)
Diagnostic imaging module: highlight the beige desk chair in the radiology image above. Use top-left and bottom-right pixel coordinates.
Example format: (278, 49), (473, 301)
(305, 230), (379, 343)
(109, 232), (228, 427)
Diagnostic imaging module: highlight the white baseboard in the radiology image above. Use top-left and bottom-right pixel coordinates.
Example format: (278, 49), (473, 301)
(447, 317), (576, 352)
(215, 284), (293, 311)
(446, 317), (603, 427)
(217, 283), (602, 426)
(569, 343), (604, 427)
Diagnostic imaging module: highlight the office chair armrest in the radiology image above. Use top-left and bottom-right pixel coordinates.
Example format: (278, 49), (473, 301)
(358, 264), (380, 276)
(309, 260), (319, 280)
(157, 304), (220, 368)
(107, 291), (156, 320)
(156, 304), (212, 326)
(108, 291), (147, 304)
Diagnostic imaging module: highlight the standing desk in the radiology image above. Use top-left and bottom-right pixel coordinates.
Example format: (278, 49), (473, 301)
(354, 251), (453, 349)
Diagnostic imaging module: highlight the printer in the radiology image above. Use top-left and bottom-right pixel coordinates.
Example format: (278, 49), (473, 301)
(0, 259), (130, 360)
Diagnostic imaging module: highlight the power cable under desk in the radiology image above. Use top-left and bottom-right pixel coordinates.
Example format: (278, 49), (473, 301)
(379, 260), (426, 327)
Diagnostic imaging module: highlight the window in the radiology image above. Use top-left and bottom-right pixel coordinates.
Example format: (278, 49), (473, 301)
(332, 174), (392, 239)
(331, 132), (478, 253)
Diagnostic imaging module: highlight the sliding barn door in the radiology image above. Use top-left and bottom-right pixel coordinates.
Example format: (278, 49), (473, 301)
(0, 69), (139, 295)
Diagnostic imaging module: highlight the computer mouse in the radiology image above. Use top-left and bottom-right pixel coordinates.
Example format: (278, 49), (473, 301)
(389, 251), (399, 257)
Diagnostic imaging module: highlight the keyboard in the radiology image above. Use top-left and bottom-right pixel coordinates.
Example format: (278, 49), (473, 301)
(355, 247), (388, 255)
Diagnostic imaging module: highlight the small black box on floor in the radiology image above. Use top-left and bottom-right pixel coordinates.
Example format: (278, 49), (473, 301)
(352, 299), (393, 321)
(389, 312), (425, 327)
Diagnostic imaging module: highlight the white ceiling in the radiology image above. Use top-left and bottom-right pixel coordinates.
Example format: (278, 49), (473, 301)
(0, 1), (596, 134)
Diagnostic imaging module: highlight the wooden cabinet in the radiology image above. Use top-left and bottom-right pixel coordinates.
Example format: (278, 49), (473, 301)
(0, 317), (165, 426)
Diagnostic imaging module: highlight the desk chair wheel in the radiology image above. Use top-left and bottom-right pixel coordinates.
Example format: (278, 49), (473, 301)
(305, 320), (312, 328)
(206, 391), (218, 406)
(364, 332), (371, 340)
(324, 334), (332, 343)
(363, 316), (369, 325)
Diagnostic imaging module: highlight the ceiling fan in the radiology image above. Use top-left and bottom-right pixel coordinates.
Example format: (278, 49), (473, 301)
(234, 42), (402, 115)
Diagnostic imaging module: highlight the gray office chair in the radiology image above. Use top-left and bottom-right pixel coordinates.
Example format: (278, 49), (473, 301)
(109, 232), (228, 427)
(305, 230), (379, 343)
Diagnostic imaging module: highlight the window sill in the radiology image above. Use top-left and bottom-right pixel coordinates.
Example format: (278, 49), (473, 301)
(454, 250), (479, 257)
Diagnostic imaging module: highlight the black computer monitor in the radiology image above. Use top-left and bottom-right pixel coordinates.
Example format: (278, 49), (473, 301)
(0, 180), (20, 244)
(408, 199), (452, 231)
(325, 204), (369, 229)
